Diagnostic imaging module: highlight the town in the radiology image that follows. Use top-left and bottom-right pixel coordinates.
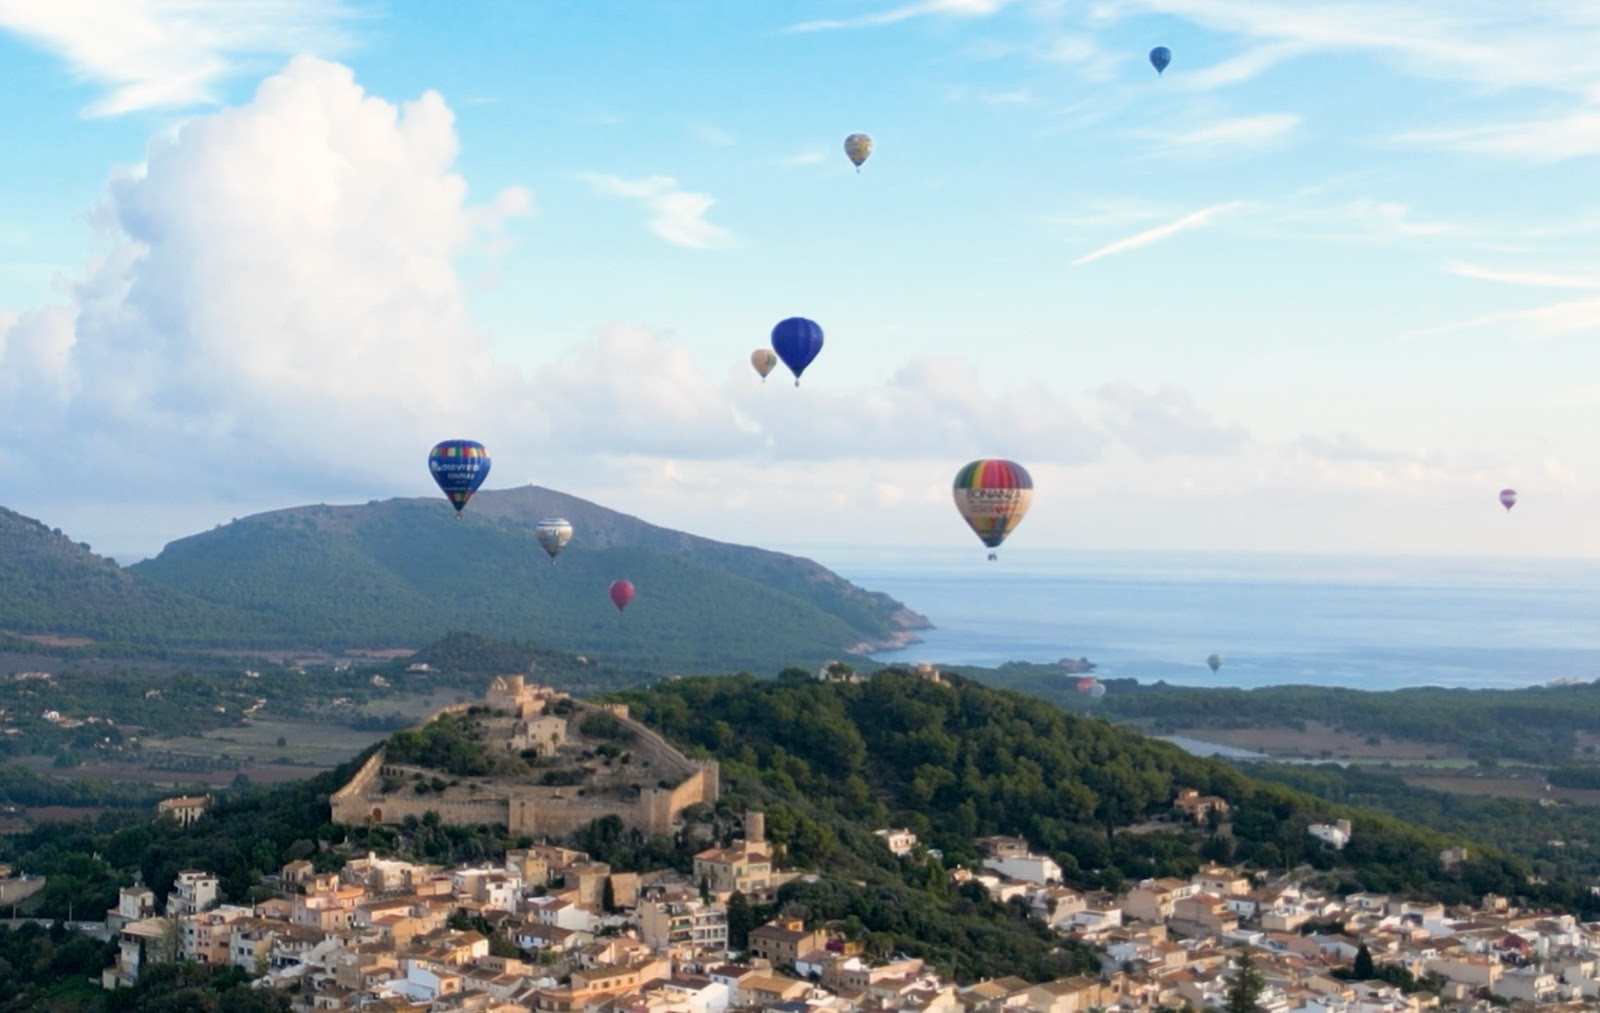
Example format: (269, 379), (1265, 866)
(85, 790), (1600, 1012)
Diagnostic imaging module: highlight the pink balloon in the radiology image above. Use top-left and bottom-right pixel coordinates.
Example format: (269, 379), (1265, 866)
(609, 579), (636, 612)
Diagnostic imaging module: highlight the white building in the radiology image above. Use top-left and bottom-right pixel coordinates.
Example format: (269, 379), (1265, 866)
(874, 828), (919, 857)
(1309, 820), (1353, 850)
(983, 852), (1062, 886)
(167, 870), (219, 917)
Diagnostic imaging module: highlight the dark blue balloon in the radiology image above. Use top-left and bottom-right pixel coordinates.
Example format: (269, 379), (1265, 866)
(770, 317), (824, 386)
(1149, 46), (1171, 74)
(428, 439), (491, 514)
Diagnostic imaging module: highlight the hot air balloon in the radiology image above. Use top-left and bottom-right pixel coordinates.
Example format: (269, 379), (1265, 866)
(1206, 653), (1222, 673)
(535, 518), (574, 561)
(952, 459), (1034, 560)
(1088, 681), (1106, 700)
(1076, 677), (1097, 693)
(750, 348), (778, 382)
(1149, 46), (1172, 74)
(771, 317), (824, 386)
(609, 579), (635, 613)
(844, 133), (873, 171)
(1500, 488), (1518, 513)
(428, 440), (491, 516)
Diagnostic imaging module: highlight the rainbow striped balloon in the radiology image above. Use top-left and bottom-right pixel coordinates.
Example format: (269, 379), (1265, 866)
(952, 459), (1033, 558)
(428, 439), (491, 515)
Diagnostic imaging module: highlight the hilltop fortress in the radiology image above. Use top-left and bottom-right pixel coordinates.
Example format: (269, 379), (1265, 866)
(331, 676), (718, 837)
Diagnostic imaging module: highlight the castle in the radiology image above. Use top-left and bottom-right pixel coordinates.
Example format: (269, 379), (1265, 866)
(331, 676), (718, 838)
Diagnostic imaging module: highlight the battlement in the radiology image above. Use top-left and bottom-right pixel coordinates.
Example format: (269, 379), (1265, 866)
(330, 678), (717, 837)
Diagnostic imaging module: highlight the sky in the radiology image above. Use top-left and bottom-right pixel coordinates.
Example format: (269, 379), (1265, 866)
(2, 0), (1600, 561)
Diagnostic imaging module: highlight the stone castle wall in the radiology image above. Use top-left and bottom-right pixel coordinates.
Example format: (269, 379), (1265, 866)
(330, 679), (717, 838)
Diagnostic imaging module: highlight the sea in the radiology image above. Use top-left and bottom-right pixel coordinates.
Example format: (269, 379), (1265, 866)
(799, 548), (1600, 692)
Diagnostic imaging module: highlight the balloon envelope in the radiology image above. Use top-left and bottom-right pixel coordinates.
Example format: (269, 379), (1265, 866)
(535, 517), (574, 560)
(1207, 653), (1222, 673)
(750, 348), (778, 380)
(1500, 488), (1518, 512)
(771, 317), (824, 385)
(609, 579), (635, 612)
(1149, 46), (1171, 73)
(952, 459), (1034, 553)
(428, 440), (491, 513)
(844, 133), (873, 169)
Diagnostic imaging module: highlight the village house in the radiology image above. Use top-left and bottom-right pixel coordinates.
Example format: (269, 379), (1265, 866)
(874, 828), (919, 857)
(1309, 819), (1353, 850)
(156, 793), (212, 827)
(1173, 788), (1230, 825)
(693, 812), (773, 898)
(982, 848), (1062, 886)
(1123, 877), (1200, 924)
(639, 894), (729, 954)
(748, 917), (827, 968)
(167, 870), (219, 918)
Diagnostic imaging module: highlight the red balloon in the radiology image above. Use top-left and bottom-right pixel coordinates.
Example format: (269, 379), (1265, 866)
(609, 580), (636, 613)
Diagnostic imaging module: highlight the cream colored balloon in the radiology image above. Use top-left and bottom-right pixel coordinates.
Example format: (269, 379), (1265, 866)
(535, 517), (574, 560)
(750, 348), (778, 381)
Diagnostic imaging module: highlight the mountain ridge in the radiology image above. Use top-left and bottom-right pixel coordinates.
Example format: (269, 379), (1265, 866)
(0, 489), (927, 671)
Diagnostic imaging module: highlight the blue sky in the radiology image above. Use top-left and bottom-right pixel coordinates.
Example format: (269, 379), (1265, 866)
(2, 1), (1600, 559)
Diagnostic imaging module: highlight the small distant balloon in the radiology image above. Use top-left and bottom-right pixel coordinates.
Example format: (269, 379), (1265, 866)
(428, 440), (491, 516)
(1207, 653), (1222, 673)
(952, 459), (1034, 560)
(535, 518), (573, 561)
(844, 133), (873, 171)
(750, 348), (778, 382)
(1149, 46), (1172, 74)
(771, 317), (824, 386)
(609, 579), (635, 613)
(1499, 488), (1518, 513)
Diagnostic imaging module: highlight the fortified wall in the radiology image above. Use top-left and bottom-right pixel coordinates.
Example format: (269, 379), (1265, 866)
(330, 678), (718, 837)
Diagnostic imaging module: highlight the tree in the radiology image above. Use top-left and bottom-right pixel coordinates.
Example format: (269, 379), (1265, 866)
(1225, 948), (1265, 1013)
(1354, 943), (1376, 980)
(727, 891), (754, 951)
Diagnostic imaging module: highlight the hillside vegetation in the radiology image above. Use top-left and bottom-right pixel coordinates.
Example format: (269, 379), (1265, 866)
(0, 507), (266, 644)
(128, 489), (923, 669)
(0, 491), (925, 670)
(618, 670), (1585, 911)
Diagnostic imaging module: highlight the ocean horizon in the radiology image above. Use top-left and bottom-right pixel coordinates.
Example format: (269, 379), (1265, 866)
(791, 547), (1600, 692)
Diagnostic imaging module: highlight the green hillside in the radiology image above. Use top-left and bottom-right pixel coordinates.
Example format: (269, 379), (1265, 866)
(0, 507), (269, 644)
(618, 669), (1579, 911)
(124, 488), (925, 669)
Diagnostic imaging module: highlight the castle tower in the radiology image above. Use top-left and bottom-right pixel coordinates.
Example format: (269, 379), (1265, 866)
(746, 810), (765, 845)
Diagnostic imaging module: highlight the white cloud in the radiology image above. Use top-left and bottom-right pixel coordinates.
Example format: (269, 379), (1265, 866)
(1408, 298), (1600, 339)
(0, 56), (525, 503)
(1042, 33), (1121, 81)
(1177, 41), (1308, 90)
(980, 87), (1037, 105)
(0, 0), (357, 116)
(778, 149), (829, 167)
(1153, 113), (1302, 152)
(1447, 262), (1600, 290)
(1394, 111), (1600, 162)
(786, 0), (1012, 33)
(691, 124), (736, 147)
(1071, 201), (1248, 265)
(1095, 383), (1248, 458)
(1106, 0), (1600, 97)
(580, 174), (734, 250)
